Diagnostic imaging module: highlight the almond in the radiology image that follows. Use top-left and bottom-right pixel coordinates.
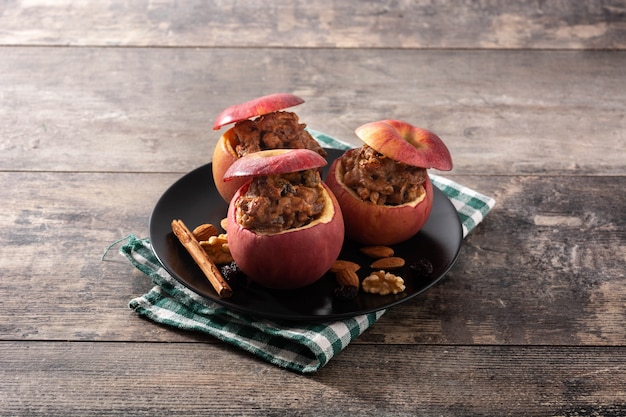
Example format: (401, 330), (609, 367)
(360, 245), (394, 259)
(335, 268), (360, 288)
(192, 223), (219, 241)
(330, 259), (361, 273)
(369, 256), (405, 270)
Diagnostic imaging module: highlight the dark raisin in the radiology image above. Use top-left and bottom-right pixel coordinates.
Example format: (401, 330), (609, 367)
(410, 258), (433, 277)
(334, 285), (359, 300)
(220, 261), (245, 282)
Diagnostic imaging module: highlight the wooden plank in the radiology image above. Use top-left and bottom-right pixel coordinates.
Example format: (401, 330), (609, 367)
(1, 47), (624, 176)
(1, 341), (625, 416)
(371, 175), (626, 345)
(0, 0), (624, 49)
(1, 172), (624, 345)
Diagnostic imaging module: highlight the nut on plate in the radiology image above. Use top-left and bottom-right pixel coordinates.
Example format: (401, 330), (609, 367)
(335, 268), (360, 288)
(360, 245), (395, 258)
(362, 270), (406, 295)
(330, 259), (361, 273)
(369, 256), (405, 270)
(333, 268), (360, 300)
(192, 223), (219, 241)
(199, 233), (233, 264)
(331, 263), (360, 300)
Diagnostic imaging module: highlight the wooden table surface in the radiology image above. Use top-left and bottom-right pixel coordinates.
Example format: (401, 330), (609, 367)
(1, 1), (625, 415)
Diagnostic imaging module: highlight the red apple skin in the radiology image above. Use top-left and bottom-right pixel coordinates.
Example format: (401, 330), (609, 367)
(224, 148), (327, 182)
(213, 93), (304, 130)
(215, 147), (328, 202)
(227, 182), (344, 289)
(325, 157), (434, 245)
(356, 120), (453, 171)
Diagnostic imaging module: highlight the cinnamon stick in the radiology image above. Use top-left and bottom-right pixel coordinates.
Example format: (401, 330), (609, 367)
(171, 219), (233, 298)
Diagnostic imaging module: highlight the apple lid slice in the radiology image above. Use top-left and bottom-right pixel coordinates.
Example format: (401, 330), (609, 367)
(213, 93), (305, 130)
(223, 149), (327, 182)
(355, 119), (453, 171)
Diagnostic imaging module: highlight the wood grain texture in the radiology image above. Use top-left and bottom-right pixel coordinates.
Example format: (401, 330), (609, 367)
(2, 1), (625, 415)
(371, 174), (626, 346)
(1, 47), (624, 175)
(1, 0), (624, 49)
(1, 342), (625, 416)
(1, 173), (624, 346)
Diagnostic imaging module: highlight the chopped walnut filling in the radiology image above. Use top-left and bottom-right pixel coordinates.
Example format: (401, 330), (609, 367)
(235, 169), (326, 233)
(339, 145), (427, 206)
(232, 111), (327, 158)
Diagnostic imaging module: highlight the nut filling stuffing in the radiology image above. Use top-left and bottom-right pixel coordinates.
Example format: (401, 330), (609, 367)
(339, 144), (427, 206)
(233, 111), (327, 158)
(235, 169), (326, 233)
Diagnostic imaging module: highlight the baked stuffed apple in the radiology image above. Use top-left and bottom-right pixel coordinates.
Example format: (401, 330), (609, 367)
(224, 149), (344, 289)
(212, 93), (327, 202)
(325, 120), (453, 245)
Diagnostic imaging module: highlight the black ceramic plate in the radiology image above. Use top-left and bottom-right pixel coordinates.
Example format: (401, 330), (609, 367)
(149, 148), (463, 321)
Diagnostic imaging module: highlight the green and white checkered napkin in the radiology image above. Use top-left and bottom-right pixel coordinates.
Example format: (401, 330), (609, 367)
(119, 130), (495, 374)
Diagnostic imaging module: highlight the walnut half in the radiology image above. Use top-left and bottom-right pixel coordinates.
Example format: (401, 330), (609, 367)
(362, 270), (406, 295)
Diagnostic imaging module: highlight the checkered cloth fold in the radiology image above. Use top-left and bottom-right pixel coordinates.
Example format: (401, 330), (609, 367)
(119, 130), (495, 373)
